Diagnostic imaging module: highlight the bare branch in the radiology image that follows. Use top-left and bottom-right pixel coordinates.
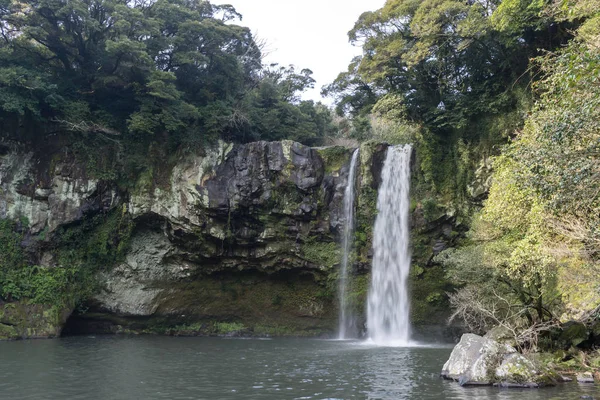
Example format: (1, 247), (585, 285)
(51, 119), (121, 136)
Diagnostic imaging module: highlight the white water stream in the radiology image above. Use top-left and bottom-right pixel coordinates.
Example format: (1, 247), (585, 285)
(367, 145), (413, 346)
(338, 148), (360, 339)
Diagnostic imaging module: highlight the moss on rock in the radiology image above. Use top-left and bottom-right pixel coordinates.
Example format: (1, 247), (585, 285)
(301, 238), (340, 269)
(315, 146), (353, 174)
(0, 322), (18, 340)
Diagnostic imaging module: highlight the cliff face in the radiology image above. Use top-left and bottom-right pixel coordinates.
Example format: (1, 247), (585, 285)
(0, 139), (387, 338)
(84, 140), (361, 336)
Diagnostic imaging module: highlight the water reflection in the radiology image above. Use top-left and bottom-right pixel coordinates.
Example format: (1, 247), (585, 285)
(0, 336), (598, 400)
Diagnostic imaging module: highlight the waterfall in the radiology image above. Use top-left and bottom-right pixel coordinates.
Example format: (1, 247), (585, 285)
(367, 144), (412, 346)
(338, 148), (360, 339)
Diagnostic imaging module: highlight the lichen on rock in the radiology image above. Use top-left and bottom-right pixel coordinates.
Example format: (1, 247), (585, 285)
(442, 333), (557, 387)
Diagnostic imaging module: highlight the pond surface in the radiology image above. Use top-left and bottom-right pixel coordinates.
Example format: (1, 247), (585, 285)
(0, 336), (598, 399)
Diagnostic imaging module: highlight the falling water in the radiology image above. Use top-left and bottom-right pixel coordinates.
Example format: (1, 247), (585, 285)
(338, 148), (360, 339)
(367, 144), (412, 346)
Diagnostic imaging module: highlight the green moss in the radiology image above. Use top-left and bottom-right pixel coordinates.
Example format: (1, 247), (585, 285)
(355, 186), (377, 262)
(132, 167), (155, 197)
(106, 271), (338, 337)
(0, 302), (67, 339)
(71, 139), (119, 181)
(345, 273), (369, 318)
(358, 140), (380, 187)
(268, 182), (306, 214)
(252, 324), (328, 337)
(213, 321), (246, 334)
(301, 238), (340, 269)
(56, 206), (134, 268)
(409, 264), (452, 325)
(0, 219), (26, 276)
(253, 324), (296, 336)
(0, 323), (18, 340)
(412, 236), (434, 267)
(151, 321), (247, 336)
(421, 198), (445, 222)
(316, 146), (352, 174)
(410, 264), (425, 278)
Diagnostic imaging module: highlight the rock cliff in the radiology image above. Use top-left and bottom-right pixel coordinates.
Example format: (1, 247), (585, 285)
(0, 138), (386, 338)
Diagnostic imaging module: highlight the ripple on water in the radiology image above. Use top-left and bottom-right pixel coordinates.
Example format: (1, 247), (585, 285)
(0, 336), (598, 400)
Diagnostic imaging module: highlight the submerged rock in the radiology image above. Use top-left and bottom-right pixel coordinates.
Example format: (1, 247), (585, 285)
(442, 333), (557, 387)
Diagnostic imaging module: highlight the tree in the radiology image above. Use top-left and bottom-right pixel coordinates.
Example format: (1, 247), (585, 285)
(438, 4), (600, 334)
(0, 0), (328, 147)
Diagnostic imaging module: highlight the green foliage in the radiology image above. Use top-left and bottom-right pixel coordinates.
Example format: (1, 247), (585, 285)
(329, 0), (548, 127)
(439, 9), (600, 329)
(325, 0), (581, 213)
(301, 238), (340, 268)
(0, 207), (133, 310)
(421, 198), (443, 222)
(213, 322), (246, 334)
(491, 0), (547, 35)
(0, 219), (25, 275)
(0, 0), (332, 150)
(55, 207), (134, 270)
(0, 322), (18, 340)
(1, 265), (79, 305)
(316, 146), (351, 174)
(410, 264), (452, 325)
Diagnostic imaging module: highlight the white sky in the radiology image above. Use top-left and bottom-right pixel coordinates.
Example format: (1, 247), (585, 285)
(225, 0), (386, 104)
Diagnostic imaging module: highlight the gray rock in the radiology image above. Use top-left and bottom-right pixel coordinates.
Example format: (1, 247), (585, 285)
(0, 145), (118, 234)
(495, 353), (539, 384)
(442, 333), (555, 387)
(0, 139), (389, 338)
(577, 372), (595, 384)
(442, 333), (516, 385)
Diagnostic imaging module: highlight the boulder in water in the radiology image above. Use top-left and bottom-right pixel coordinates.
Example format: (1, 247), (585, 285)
(441, 333), (557, 387)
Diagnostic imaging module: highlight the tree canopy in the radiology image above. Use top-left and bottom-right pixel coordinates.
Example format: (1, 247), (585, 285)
(325, 0), (576, 135)
(0, 0), (333, 146)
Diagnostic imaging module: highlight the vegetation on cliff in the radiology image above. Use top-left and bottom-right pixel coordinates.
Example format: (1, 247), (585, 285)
(0, 0), (343, 337)
(438, 3), (600, 349)
(326, 0), (599, 351)
(1, 0), (599, 345)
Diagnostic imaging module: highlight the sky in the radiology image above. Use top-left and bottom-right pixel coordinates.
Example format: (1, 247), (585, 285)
(225, 0), (386, 104)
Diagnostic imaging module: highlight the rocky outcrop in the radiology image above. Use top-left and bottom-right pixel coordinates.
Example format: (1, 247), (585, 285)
(0, 144), (118, 234)
(442, 333), (557, 387)
(467, 157), (493, 201)
(0, 302), (71, 339)
(0, 138), (388, 338)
